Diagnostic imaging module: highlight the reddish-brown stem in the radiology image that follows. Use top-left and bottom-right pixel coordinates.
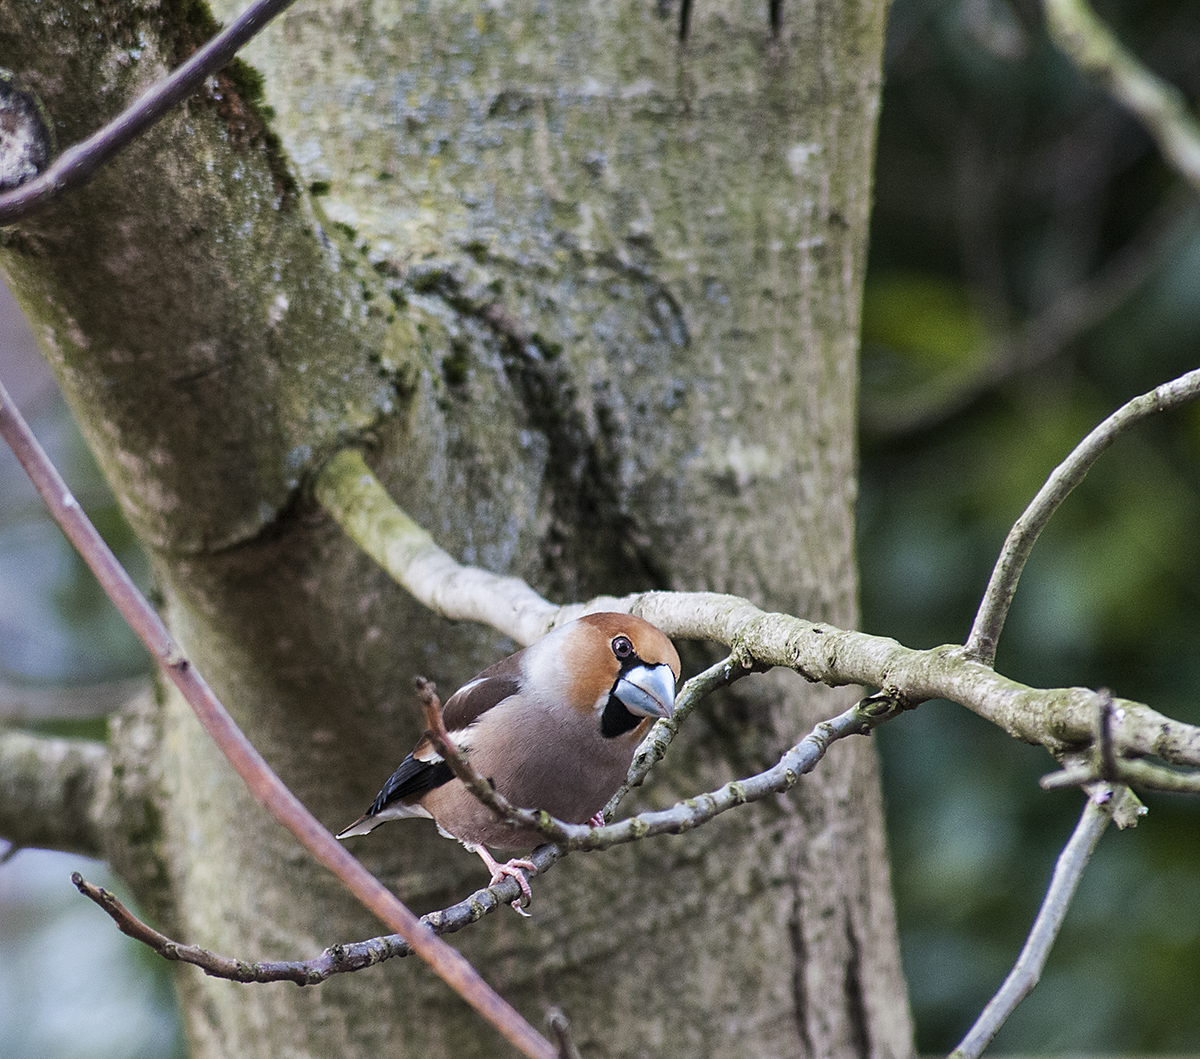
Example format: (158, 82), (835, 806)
(0, 376), (557, 1059)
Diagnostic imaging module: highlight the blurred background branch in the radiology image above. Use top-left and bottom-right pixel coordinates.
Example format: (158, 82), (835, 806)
(1044, 0), (1200, 193)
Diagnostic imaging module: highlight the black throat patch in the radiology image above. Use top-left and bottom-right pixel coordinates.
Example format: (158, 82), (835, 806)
(600, 693), (643, 738)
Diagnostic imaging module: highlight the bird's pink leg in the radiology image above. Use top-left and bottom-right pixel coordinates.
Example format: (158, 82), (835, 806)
(474, 846), (537, 914)
(588, 810), (605, 828)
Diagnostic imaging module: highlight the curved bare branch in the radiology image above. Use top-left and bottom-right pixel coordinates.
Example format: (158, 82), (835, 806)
(965, 368), (1200, 665)
(1044, 0), (1200, 194)
(312, 448), (561, 646)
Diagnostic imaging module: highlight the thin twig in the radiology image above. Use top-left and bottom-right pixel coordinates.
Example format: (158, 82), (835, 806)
(949, 789), (1118, 1059)
(546, 1008), (584, 1059)
(560, 695), (894, 854)
(1044, 0), (1200, 195)
(0, 0), (300, 225)
(1041, 756), (1200, 794)
(416, 677), (573, 846)
(71, 855), (560, 984)
(603, 652), (747, 819)
(0, 377), (558, 1059)
(965, 368), (1200, 666)
(71, 693), (895, 986)
(1095, 688), (1117, 782)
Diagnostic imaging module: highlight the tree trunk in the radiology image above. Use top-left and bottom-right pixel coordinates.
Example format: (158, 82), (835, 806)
(0, 1), (912, 1056)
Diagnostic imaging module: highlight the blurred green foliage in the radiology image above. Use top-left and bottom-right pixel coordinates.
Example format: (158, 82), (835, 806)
(861, 0), (1200, 1050)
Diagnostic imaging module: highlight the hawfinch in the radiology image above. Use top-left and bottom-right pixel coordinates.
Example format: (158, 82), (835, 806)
(337, 613), (680, 902)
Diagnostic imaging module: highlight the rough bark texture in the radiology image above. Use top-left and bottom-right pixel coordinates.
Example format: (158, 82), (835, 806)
(1, 0), (912, 1057)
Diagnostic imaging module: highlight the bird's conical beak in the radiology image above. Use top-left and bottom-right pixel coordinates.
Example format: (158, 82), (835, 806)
(615, 663), (677, 720)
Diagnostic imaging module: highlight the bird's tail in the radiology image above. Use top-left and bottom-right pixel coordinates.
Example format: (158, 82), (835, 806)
(334, 815), (378, 839)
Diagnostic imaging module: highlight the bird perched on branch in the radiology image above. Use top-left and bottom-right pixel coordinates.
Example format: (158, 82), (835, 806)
(337, 612), (680, 908)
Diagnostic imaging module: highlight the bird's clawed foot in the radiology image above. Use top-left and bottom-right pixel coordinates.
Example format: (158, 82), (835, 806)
(475, 847), (537, 915)
(588, 810), (605, 828)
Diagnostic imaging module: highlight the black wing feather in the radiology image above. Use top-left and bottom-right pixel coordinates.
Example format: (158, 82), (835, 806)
(369, 754), (454, 814)
(363, 653), (524, 818)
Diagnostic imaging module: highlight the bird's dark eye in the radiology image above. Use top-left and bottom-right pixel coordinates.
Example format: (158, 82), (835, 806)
(611, 635), (634, 659)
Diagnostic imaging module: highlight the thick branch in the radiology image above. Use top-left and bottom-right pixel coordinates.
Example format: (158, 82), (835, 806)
(636, 599), (1200, 772)
(1044, 0), (1200, 195)
(313, 448), (558, 647)
(0, 729), (107, 856)
(317, 453), (1200, 773)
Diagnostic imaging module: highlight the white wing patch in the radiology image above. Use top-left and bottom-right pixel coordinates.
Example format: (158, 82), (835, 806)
(415, 724), (477, 763)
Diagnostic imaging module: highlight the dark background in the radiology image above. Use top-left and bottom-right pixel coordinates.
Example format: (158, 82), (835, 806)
(2, 0), (1199, 1053)
(863, 0), (1200, 1050)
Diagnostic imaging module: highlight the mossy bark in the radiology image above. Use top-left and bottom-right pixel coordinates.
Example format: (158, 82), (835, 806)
(1, 0), (912, 1056)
